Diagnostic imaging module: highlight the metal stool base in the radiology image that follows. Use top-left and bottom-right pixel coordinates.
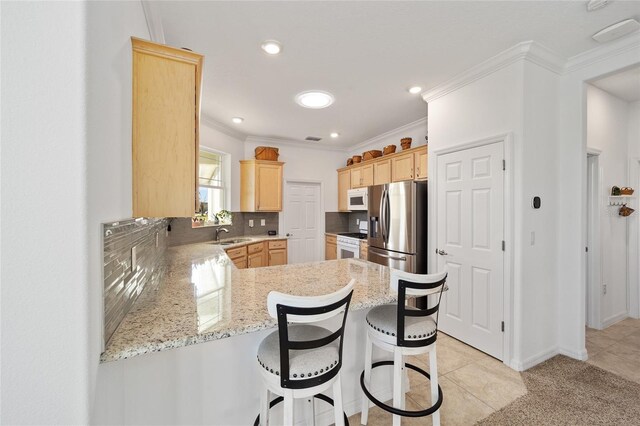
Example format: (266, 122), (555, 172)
(253, 393), (349, 426)
(360, 360), (443, 418)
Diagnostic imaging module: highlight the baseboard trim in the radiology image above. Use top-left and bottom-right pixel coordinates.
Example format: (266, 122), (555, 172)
(513, 347), (559, 371)
(602, 311), (628, 329)
(559, 346), (588, 361)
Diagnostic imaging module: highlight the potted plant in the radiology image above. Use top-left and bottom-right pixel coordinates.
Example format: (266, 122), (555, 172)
(215, 210), (233, 225)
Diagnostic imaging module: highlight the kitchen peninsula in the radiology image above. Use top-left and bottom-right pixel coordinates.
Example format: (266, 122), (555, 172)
(97, 236), (402, 425)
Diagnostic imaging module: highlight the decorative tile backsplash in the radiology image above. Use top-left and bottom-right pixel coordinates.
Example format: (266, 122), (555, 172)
(168, 212), (279, 247)
(103, 218), (169, 344)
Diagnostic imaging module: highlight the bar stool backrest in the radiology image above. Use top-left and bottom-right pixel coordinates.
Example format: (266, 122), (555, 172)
(391, 269), (447, 348)
(266, 279), (355, 389)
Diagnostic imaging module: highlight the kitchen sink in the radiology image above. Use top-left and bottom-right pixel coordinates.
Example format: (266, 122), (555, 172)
(215, 238), (252, 246)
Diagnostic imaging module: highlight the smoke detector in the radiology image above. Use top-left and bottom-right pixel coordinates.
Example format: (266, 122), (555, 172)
(592, 19), (640, 43)
(587, 0), (610, 12)
(305, 136), (322, 142)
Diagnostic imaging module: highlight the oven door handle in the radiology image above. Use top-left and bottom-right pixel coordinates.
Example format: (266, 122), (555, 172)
(369, 247), (407, 262)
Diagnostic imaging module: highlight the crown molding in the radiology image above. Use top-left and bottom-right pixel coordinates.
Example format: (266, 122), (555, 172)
(564, 32), (640, 74)
(200, 114), (247, 141)
(347, 117), (427, 152)
(141, 0), (165, 44)
(244, 135), (348, 152)
(422, 41), (565, 103)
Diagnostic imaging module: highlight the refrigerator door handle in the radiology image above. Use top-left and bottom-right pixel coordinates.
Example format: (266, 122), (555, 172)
(369, 248), (407, 262)
(380, 188), (387, 243)
(383, 188), (391, 244)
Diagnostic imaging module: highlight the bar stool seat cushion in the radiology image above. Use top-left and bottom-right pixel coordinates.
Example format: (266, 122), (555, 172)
(366, 304), (436, 342)
(257, 324), (340, 380)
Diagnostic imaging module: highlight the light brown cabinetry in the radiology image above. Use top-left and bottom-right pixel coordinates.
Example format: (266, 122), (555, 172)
(392, 152), (415, 182)
(338, 170), (351, 212)
(268, 240), (288, 266)
(225, 246), (248, 269)
(325, 234), (337, 260)
(373, 159), (392, 185)
(351, 164), (374, 188)
(240, 160), (284, 212)
(247, 242), (265, 268)
(415, 149), (428, 180)
(131, 38), (203, 218)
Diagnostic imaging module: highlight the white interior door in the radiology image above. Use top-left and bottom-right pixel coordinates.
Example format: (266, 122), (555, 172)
(284, 182), (321, 264)
(436, 142), (504, 359)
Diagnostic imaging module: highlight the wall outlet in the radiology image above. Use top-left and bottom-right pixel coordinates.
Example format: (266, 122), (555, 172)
(603, 284), (607, 295)
(261, 219), (265, 226)
(356, 219), (360, 225)
(131, 246), (137, 272)
(249, 219), (254, 228)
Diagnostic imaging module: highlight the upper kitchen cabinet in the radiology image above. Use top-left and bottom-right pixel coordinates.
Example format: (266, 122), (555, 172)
(131, 37), (203, 217)
(351, 164), (374, 188)
(415, 147), (428, 180)
(338, 169), (351, 211)
(240, 160), (284, 211)
(391, 152), (415, 182)
(373, 158), (392, 185)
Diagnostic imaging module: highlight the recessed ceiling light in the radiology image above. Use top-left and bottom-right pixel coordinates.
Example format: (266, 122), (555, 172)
(295, 91), (335, 109)
(232, 117), (244, 124)
(408, 86), (423, 94)
(330, 132), (340, 138)
(261, 40), (282, 55)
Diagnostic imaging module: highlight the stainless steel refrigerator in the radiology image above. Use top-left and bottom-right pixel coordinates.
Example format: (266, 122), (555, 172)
(367, 181), (427, 273)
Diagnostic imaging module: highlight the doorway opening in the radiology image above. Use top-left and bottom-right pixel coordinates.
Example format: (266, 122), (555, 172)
(586, 151), (601, 329)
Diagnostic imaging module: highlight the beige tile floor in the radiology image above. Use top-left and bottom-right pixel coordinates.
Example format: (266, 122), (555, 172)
(349, 332), (526, 425)
(586, 317), (640, 384)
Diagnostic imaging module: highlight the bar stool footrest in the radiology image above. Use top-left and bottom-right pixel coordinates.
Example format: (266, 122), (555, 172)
(253, 393), (349, 425)
(360, 361), (443, 418)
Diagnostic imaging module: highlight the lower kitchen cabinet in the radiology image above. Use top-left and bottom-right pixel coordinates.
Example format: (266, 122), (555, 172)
(225, 245), (248, 269)
(325, 234), (337, 260)
(268, 240), (288, 266)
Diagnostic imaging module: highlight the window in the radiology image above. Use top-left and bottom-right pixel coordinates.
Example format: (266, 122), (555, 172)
(193, 150), (231, 227)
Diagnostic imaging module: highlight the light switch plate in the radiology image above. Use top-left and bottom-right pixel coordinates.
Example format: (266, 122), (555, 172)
(131, 246), (137, 272)
(249, 219), (254, 227)
(261, 219), (266, 226)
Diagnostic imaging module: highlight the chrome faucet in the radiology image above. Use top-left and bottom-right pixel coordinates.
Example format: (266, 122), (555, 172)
(215, 227), (229, 242)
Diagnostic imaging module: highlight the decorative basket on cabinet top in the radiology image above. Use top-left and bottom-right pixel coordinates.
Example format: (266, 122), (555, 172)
(255, 146), (279, 161)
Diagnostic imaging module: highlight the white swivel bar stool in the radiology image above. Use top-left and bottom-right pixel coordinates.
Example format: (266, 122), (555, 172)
(360, 269), (447, 426)
(254, 279), (355, 426)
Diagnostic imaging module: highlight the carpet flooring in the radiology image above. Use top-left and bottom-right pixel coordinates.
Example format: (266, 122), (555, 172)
(476, 355), (640, 425)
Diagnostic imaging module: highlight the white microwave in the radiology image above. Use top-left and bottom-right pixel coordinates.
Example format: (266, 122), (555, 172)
(347, 188), (368, 211)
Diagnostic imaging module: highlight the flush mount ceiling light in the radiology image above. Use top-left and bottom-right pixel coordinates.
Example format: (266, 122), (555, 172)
(592, 19), (640, 43)
(330, 132), (340, 138)
(408, 86), (423, 94)
(295, 91), (335, 109)
(232, 117), (244, 124)
(261, 40), (282, 55)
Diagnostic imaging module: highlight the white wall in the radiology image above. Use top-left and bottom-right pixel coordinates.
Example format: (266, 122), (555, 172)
(586, 85), (631, 325)
(556, 35), (640, 359)
(428, 59), (562, 369)
(348, 118), (428, 157)
(1, 2), (90, 423)
(628, 101), (640, 318)
(244, 140), (345, 212)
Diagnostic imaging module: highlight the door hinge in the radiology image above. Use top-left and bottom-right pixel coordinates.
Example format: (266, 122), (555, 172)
(585, 246), (589, 252)
(501, 321), (505, 332)
(501, 240), (505, 251)
(502, 159), (506, 171)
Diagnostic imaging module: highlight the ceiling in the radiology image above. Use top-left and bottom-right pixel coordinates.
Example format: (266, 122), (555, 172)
(591, 65), (640, 102)
(155, 1), (640, 147)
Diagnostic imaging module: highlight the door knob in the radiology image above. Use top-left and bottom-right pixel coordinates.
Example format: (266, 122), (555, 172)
(286, 233), (293, 237)
(437, 249), (449, 256)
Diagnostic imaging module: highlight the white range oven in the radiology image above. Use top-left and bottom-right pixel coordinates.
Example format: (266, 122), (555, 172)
(336, 222), (368, 259)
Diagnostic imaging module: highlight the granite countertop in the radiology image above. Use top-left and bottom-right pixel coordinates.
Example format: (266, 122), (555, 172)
(100, 235), (398, 362)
